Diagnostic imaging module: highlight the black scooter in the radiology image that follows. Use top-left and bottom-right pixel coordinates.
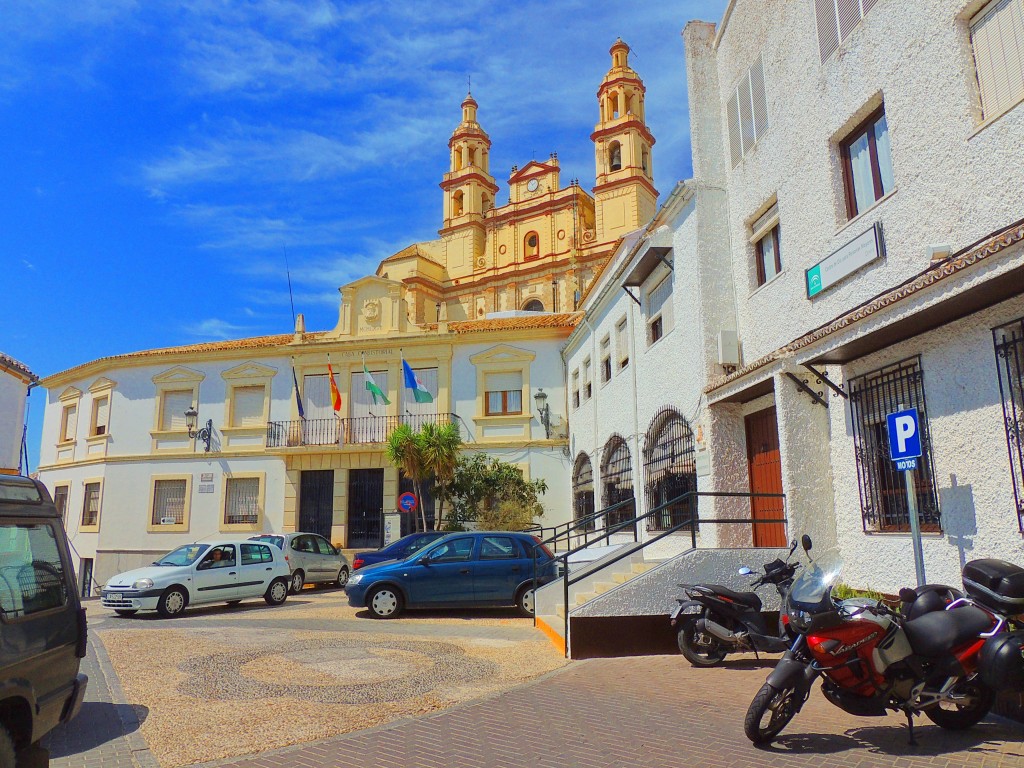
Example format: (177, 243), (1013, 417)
(670, 540), (800, 667)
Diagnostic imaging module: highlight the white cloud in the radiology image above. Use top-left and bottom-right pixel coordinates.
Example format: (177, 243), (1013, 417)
(181, 317), (249, 340)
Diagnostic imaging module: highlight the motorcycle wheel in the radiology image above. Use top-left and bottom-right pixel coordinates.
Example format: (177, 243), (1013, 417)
(924, 677), (994, 730)
(744, 682), (800, 745)
(677, 619), (728, 667)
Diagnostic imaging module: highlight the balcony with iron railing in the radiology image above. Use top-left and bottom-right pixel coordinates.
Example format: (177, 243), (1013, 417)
(266, 413), (457, 449)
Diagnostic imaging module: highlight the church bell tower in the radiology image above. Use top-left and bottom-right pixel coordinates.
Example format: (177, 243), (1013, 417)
(440, 93), (499, 276)
(592, 39), (658, 243)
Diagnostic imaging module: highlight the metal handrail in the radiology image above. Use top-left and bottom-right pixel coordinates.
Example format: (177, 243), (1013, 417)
(534, 497), (638, 554)
(532, 490), (788, 655)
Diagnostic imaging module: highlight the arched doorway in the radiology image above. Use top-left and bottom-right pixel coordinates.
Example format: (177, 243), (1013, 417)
(522, 299), (544, 312)
(572, 453), (596, 532)
(644, 409), (697, 531)
(601, 436), (635, 533)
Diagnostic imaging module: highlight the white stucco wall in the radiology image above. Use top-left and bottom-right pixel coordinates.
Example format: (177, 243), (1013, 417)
(0, 371), (28, 471)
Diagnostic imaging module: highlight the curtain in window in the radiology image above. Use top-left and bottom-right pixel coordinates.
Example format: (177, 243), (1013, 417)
(152, 479), (186, 525)
(848, 132), (875, 215)
(873, 114), (894, 195)
(303, 374), (332, 420)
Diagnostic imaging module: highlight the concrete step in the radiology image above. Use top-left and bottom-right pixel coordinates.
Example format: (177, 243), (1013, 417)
(632, 561), (654, 574)
(574, 591), (598, 605)
(594, 581), (616, 595)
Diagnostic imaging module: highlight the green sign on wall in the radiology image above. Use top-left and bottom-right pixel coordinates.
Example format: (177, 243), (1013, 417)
(805, 222), (884, 299)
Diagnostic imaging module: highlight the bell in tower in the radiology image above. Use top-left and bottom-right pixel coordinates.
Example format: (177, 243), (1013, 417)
(591, 39), (658, 243)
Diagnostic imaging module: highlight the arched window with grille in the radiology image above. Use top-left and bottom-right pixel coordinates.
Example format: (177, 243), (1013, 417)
(572, 454), (596, 532)
(644, 409), (697, 532)
(601, 436), (635, 533)
(522, 299), (544, 312)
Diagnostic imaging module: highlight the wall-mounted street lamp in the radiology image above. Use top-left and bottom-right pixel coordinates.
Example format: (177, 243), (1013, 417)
(436, 301), (442, 322)
(534, 388), (551, 439)
(184, 405), (212, 452)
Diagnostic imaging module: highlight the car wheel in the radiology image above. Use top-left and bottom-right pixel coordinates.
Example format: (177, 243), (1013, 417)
(157, 587), (187, 618)
(264, 578), (289, 606)
(516, 584), (536, 617)
(290, 570), (305, 594)
(114, 609), (138, 617)
(0, 725), (15, 768)
(367, 585), (404, 619)
(336, 566), (350, 587)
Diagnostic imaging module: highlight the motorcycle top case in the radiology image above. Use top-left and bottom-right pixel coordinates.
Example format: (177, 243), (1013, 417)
(962, 559), (1024, 615)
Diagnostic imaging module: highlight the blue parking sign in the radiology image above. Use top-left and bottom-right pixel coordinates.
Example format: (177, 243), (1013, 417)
(887, 408), (922, 469)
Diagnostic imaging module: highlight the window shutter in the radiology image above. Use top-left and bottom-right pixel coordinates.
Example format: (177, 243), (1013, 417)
(971, 0), (1024, 119)
(738, 74), (755, 153)
(485, 372), (522, 393)
(62, 404), (78, 441)
(750, 55), (768, 141)
(304, 374), (332, 419)
(94, 397), (109, 434)
(232, 386), (265, 427)
(861, 0), (878, 11)
(837, 0), (862, 39)
(727, 92), (742, 167)
(816, 0), (841, 61)
(162, 390), (192, 431)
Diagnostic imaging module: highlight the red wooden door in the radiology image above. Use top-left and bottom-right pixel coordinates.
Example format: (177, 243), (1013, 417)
(745, 407), (787, 547)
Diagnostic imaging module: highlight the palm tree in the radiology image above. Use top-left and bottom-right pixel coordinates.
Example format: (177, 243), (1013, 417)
(420, 421), (462, 530)
(385, 423), (429, 532)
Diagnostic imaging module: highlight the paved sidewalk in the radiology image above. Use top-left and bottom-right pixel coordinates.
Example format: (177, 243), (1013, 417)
(205, 656), (1024, 768)
(43, 630), (157, 768)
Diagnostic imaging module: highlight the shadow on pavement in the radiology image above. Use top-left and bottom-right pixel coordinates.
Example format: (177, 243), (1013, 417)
(107, 599), (315, 621)
(42, 702), (149, 758)
(767, 719), (1024, 757)
(353, 607), (526, 621)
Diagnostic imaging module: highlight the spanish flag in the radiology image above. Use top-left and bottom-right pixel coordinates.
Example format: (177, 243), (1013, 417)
(327, 362), (342, 412)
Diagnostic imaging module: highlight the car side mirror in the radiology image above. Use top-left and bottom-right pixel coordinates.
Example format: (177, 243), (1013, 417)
(418, 556), (431, 566)
(801, 534), (813, 553)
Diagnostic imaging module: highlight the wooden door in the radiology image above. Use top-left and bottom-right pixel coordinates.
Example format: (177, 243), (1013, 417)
(745, 407), (787, 547)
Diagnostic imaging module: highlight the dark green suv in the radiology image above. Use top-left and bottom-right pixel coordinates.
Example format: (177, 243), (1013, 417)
(0, 475), (87, 765)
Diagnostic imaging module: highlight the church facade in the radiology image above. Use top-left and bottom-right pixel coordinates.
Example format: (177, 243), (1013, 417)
(34, 41), (659, 592)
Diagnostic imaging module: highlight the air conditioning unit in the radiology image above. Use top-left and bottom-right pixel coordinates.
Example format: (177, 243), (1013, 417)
(160, 517), (178, 525)
(718, 330), (740, 367)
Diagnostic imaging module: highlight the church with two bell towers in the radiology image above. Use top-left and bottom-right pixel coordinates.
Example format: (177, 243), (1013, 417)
(376, 39), (658, 323)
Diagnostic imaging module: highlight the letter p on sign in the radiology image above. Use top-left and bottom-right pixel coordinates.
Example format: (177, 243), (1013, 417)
(886, 408), (922, 461)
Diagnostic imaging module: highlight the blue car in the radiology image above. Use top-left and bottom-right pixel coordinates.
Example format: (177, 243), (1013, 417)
(345, 531), (556, 619)
(350, 531), (449, 571)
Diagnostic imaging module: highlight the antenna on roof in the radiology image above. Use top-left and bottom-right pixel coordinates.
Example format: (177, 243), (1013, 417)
(284, 248), (296, 328)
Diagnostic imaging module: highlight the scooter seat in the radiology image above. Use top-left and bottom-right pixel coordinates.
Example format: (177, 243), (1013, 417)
(699, 585), (762, 610)
(903, 605), (994, 658)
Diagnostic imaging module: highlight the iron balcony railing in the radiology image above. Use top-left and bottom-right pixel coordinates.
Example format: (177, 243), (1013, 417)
(532, 490), (788, 656)
(266, 413), (456, 448)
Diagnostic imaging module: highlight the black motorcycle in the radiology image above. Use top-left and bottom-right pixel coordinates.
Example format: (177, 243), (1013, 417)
(671, 541), (800, 667)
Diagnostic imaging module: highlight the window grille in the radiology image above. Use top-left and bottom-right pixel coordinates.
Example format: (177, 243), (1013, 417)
(572, 454), (596, 532)
(848, 357), (940, 532)
(225, 477), (261, 525)
(152, 479), (187, 525)
(995, 317), (1024, 532)
(644, 411), (698, 531)
(601, 436), (636, 533)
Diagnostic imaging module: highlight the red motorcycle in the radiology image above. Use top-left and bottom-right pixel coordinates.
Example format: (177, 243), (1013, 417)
(744, 537), (1024, 745)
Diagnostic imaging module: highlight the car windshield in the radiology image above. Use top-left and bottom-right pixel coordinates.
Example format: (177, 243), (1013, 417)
(250, 535), (285, 550)
(155, 543), (210, 566)
(788, 548), (843, 607)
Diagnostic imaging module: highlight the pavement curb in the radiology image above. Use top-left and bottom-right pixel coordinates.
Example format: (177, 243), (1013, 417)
(89, 630), (161, 768)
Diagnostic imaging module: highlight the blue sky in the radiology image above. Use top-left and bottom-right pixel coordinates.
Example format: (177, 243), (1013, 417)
(2, 0), (728, 469)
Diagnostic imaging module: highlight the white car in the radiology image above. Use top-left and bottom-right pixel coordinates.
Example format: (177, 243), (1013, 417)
(100, 539), (291, 618)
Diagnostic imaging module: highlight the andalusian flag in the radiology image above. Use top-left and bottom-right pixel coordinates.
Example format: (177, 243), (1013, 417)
(363, 363), (390, 405)
(327, 362), (342, 412)
(402, 359), (434, 403)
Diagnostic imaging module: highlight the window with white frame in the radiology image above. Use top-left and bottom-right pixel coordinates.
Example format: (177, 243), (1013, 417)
(230, 385), (266, 428)
(970, 0), (1024, 121)
(582, 358), (592, 401)
(484, 372), (523, 416)
(225, 477), (261, 525)
(751, 201), (782, 287)
(617, 318), (630, 370)
(815, 0), (880, 62)
(572, 369), (580, 409)
(160, 389), (193, 431)
(646, 276), (673, 344)
(727, 54), (768, 167)
(152, 479), (187, 526)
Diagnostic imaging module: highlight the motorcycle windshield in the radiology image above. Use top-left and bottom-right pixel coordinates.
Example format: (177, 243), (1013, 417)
(788, 548), (843, 612)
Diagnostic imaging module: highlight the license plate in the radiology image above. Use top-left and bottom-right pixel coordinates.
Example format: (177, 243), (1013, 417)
(106, 593), (123, 602)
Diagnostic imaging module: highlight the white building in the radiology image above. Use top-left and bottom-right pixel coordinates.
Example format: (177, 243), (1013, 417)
(0, 353), (36, 475)
(36, 276), (573, 592)
(562, 0), (1024, 595)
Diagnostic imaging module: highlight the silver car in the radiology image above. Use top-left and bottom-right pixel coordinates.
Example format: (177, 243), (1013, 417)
(249, 532), (350, 593)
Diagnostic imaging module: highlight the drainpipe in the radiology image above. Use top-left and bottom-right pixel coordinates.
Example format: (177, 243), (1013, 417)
(627, 299), (643, 542)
